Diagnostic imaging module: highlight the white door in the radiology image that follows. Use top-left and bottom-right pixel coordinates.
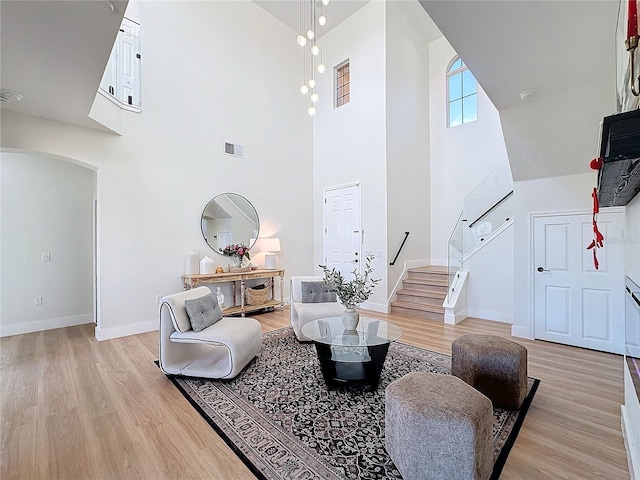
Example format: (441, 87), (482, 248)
(323, 184), (362, 280)
(533, 212), (625, 354)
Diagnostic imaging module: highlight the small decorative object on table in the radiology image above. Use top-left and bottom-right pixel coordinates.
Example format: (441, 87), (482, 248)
(320, 255), (380, 330)
(216, 287), (225, 308)
(220, 242), (252, 273)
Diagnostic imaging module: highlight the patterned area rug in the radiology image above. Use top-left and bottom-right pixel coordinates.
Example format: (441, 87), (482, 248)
(164, 327), (539, 480)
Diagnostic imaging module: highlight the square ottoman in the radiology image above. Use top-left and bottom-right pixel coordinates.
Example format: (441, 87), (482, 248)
(451, 334), (528, 410)
(385, 372), (493, 480)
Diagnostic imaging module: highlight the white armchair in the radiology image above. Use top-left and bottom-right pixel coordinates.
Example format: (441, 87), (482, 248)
(159, 286), (262, 379)
(290, 276), (344, 341)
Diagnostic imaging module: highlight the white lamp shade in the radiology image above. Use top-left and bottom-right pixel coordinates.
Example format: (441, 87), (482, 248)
(260, 238), (281, 253)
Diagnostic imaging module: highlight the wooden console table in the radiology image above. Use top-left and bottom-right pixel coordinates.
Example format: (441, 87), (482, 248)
(181, 269), (285, 317)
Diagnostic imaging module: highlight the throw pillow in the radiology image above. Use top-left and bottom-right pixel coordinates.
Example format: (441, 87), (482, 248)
(301, 281), (337, 303)
(185, 292), (223, 332)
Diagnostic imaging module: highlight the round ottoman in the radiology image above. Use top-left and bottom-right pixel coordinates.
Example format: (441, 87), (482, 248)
(385, 372), (493, 480)
(451, 334), (528, 409)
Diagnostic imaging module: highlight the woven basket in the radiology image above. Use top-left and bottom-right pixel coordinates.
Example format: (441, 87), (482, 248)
(246, 285), (269, 305)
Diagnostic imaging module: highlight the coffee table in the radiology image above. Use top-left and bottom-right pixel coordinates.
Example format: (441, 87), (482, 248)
(301, 316), (402, 388)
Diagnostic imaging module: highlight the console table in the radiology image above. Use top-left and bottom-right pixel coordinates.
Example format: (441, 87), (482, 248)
(181, 269), (285, 317)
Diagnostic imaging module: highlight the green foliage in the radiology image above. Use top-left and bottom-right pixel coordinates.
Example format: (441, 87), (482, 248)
(319, 255), (380, 309)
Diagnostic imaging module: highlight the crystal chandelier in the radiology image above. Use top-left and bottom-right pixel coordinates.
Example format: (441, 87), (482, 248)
(297, 0), (329, 116)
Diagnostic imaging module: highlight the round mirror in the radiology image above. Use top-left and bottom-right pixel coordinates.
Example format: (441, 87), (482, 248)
(201, 193), (260, 254)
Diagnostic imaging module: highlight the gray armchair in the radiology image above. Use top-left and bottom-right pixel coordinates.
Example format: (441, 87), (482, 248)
(159, 286), (262, 379)
(290, 276), (344, 341)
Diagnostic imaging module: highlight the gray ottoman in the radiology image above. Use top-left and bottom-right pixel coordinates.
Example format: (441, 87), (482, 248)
(451, 334), (528, 409)
(385, 372), (493, 480)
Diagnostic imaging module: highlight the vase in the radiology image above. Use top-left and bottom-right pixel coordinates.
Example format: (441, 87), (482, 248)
(342, 308), (360, 330)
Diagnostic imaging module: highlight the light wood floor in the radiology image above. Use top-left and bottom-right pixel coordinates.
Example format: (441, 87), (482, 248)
(1, 308), (631, 479)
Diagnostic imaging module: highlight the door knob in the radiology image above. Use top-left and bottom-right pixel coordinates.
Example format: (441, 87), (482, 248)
(537, 267), (549, 272)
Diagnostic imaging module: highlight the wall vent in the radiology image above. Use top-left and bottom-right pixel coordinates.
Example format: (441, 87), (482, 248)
(224, 142), (244, 158)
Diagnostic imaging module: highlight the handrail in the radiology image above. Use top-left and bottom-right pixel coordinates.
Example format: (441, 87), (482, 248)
(390, 232), (410, 266)
(468, 191), (513, 228)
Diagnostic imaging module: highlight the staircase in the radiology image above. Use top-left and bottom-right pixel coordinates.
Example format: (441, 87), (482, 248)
(390, 266), (447, 321)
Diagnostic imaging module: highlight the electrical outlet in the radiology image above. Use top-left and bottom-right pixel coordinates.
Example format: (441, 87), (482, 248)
(41, 252), (51, 262)
(34, 296), (43, 306)
(156, 295), (162, 304)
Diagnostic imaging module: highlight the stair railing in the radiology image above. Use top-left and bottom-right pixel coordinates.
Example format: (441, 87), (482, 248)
(390, 231), (410, 266)
(446, 160), (514, 301)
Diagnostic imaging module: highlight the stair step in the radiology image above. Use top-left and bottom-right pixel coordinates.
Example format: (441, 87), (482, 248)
(397, 287), (447, 299)
(389, 304), (444, 322)
(402, 278), (448, 293)
(409, 266), (449, 274)
(396, 289), (446, 306)
(407, 271), (449, 283)
(390, 300), (444, 314)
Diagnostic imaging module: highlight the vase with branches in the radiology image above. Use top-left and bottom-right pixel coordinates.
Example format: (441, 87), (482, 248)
(319, 255), (380, 329)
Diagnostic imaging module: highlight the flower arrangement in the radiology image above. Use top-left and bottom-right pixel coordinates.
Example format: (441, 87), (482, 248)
(220, 243), (251, 264)
(319, 255), (380, 309)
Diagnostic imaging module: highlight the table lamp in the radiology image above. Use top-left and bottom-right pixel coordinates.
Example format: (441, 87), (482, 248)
(261, 237), (281, 270)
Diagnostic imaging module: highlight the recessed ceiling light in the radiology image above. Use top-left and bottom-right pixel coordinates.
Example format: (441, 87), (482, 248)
(0, 89), (23, 103)
(519, 90), (536, 100)
(97, 1), (115, 14)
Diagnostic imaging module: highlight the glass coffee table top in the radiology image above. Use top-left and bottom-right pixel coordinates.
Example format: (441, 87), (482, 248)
(301, 316), (402, 387)
(301, 316), (403, 348)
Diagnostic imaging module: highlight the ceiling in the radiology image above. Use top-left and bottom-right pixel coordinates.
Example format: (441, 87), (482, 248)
(0, 0), (127, 131)
(253, 0), (371, 34)
(0, 0), (619, 142)
(420, 0), (618, 112)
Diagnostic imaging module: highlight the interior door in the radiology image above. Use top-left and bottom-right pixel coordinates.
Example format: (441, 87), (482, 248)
(533, 212), (625, 354)
(323, 183), (362, 280)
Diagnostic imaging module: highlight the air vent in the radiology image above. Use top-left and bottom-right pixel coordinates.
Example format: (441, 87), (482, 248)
(224, 142), (244, 158)
(0, 90), (23, 103)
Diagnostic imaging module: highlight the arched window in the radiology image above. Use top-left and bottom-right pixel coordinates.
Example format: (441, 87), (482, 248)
(447, 57), (477, 127)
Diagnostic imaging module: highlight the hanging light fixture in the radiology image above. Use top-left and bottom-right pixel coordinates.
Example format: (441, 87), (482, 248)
(297, 0), (328, 116)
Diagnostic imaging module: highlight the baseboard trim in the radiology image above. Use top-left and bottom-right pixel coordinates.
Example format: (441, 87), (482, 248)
(361, 301), (389, 314)
(430, 258), (447, 267)
(444, 308), (467, 325)
(511, 324), (533, 339)
(95, 319), (158, 341)
(403, 259), (430, 269)
(467, 308), (513, 324)
(0, 313), (94, 337)
(622, 405), (640, 480)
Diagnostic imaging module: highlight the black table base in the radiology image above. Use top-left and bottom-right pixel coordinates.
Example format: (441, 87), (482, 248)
(313, 342), (391, 389)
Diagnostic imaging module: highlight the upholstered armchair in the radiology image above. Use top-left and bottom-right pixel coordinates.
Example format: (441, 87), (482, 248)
(159, 286), (262, 379)
(290, 276), (344, 341)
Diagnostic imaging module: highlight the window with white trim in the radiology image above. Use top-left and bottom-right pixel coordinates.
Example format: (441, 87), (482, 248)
(99, 16), (141, 111)
(447, 57), (477, 127)
(335, 60), (350, 108)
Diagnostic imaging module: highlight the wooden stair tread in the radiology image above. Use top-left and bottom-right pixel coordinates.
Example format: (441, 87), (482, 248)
(390, 300), (445, 313)
(403, 277), (449, 287)
(408, 265), (449, 274)
(396, 288), (446, 299)
(409, 266), (448, 274)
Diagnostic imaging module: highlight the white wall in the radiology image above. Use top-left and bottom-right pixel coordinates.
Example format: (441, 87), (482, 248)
(511, 172), (597, 337)
(428, 36), (509, 265)
(385, 1), (431, 297)
(312, 1), (388, 309)
(465, 223), (514, 323)
(1, 151), (95, 335)
(0, 1), (313, 340)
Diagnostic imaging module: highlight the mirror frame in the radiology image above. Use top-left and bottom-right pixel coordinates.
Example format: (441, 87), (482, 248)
(200, 193), (260, 254)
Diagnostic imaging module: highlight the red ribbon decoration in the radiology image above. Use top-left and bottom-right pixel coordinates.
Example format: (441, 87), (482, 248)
(586, 188), (604, 269)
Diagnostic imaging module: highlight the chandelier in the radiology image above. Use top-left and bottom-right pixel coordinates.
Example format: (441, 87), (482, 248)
(297, 0), (329, 116)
